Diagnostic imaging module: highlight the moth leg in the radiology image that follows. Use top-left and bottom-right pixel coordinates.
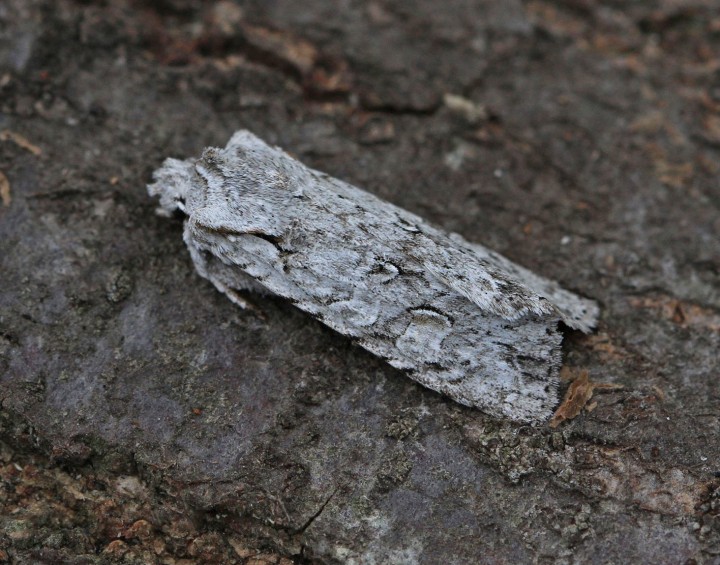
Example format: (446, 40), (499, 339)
(186, 238), (270, 318)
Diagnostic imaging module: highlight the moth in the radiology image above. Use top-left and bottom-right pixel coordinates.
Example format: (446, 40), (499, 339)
(148, 130), (598, 422)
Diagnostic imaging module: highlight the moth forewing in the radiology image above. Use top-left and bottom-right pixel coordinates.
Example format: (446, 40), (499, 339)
(149, 130), (598, 422)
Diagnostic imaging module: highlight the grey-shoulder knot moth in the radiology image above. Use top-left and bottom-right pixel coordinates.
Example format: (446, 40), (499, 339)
(148, 130), (598, 422)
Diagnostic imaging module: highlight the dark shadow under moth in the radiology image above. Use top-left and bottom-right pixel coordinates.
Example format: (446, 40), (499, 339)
(148, 130), (598, 423)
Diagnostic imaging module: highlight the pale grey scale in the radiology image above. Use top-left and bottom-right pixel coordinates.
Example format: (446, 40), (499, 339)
(192, 231), (312, 306)
(298, 176), (554, 321)
(311, 167), (595, 329)
(322, 285), (559, 408)
(221, 186), (421, 298)
(308, 280), (553, 417)
(200, 229), (472, 378)
(237, 198), (460, 318)
(418, 312), (557, 384)
(187, 240), (270, 297)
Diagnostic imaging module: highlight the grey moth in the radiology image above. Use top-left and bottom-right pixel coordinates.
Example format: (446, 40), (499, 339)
(149, 130), (598, 422)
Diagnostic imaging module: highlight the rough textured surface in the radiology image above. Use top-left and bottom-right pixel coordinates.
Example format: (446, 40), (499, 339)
(149, 130), (597, 422)
(1, 0), (719, 563)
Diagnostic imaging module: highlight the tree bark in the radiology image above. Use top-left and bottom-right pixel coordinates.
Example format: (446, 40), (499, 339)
(1, 1), (719, 562)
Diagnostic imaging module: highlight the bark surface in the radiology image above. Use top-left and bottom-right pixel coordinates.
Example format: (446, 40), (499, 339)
(1, 1), (719, 563)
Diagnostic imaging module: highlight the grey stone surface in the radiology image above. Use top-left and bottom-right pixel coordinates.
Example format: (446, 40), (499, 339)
(1, 0), (719, 563)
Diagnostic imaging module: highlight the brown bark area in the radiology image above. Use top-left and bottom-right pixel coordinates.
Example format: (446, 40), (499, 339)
(1, 1), (719, 563)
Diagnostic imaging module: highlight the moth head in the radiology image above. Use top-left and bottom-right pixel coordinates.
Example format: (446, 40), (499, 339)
(189, 135), (308, 236)
(147, 157), (197, 217)
(191, 132), (308, 229)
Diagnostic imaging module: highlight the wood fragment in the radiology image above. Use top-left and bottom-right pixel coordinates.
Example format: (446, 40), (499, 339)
(0, 130), (42, 156)
(549, 370), (622, 427)
(630, 295), (720, 332)
(0, 171), (10, 207)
